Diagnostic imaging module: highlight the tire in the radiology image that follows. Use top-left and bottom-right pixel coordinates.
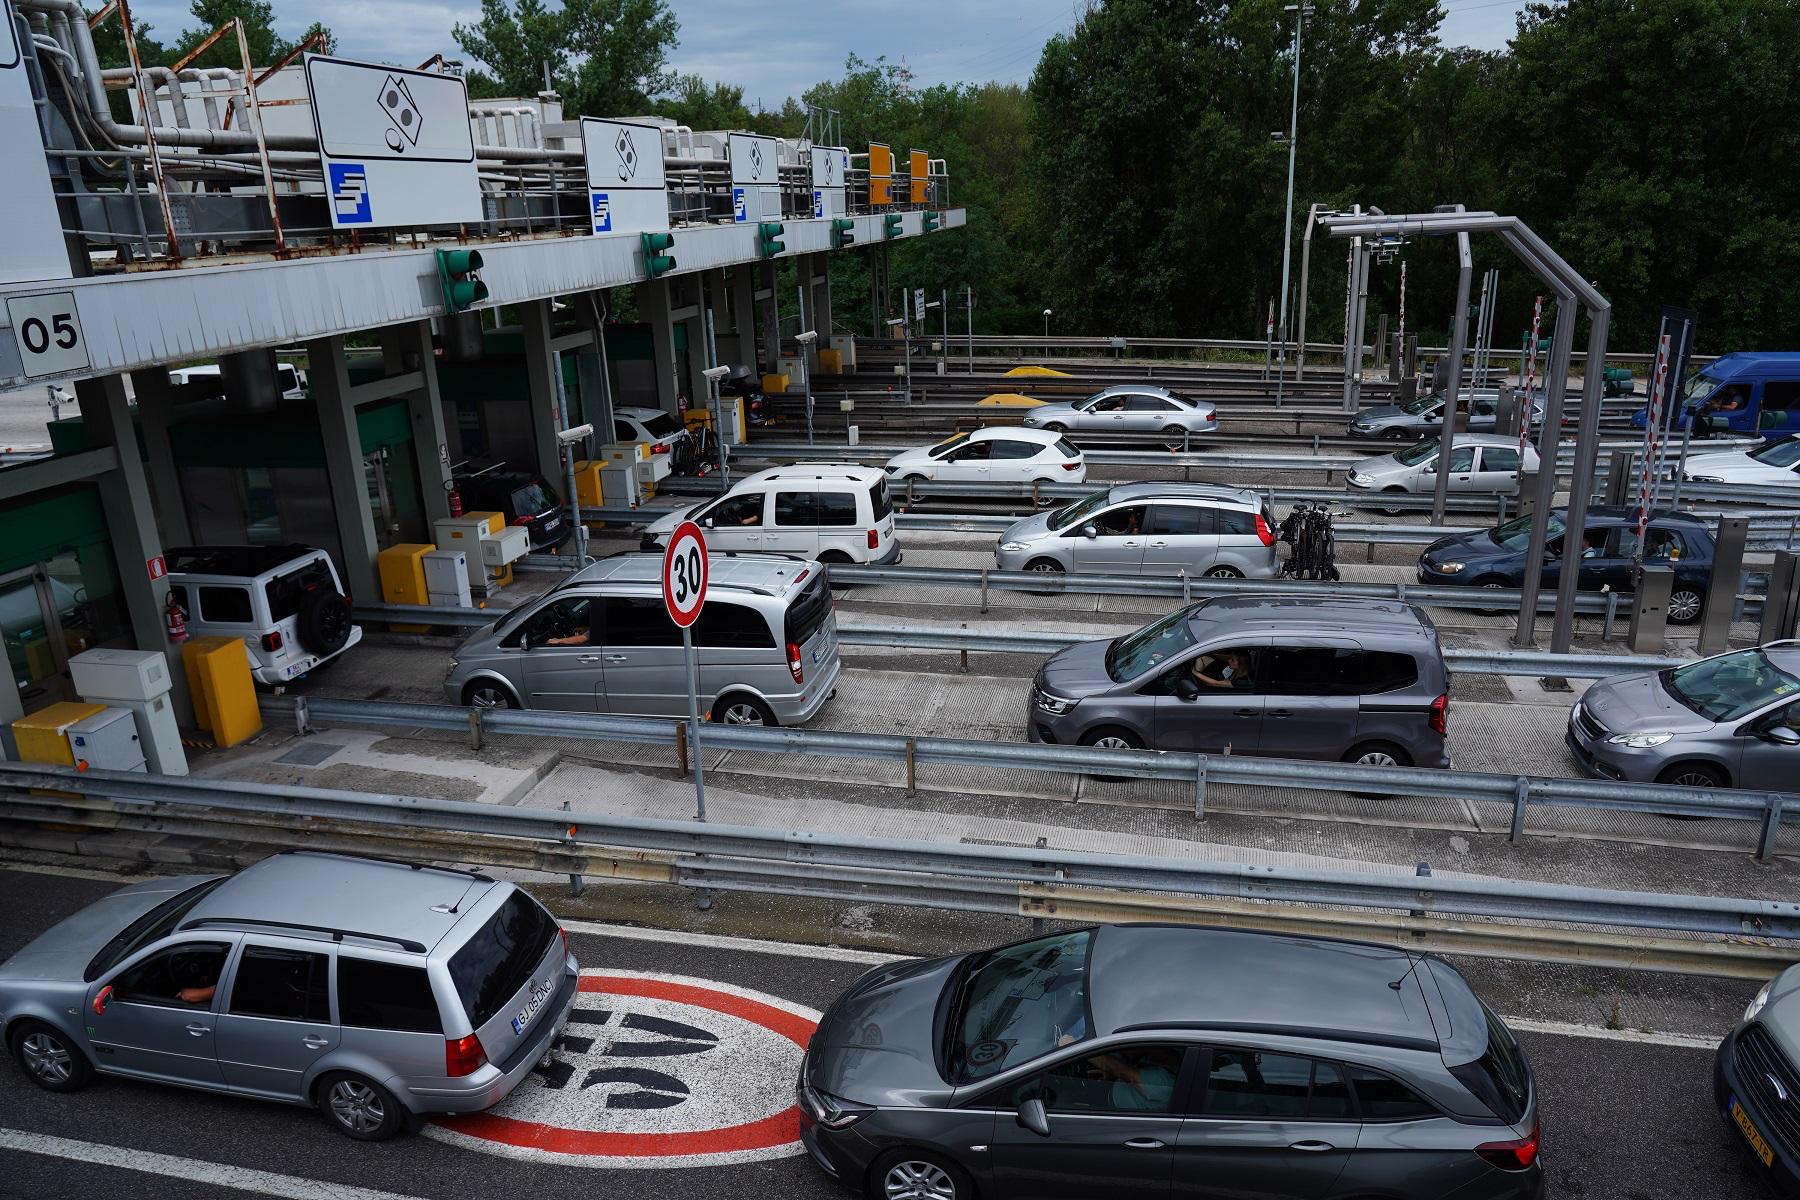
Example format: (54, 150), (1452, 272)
(1204, 565), (1244, 579)
(1080, 725), (1143, 751)
(867, 1148), (977, 1200)
(1657, 761), (1727, 789)
(1041, 422), (1067, 434)
(1343, 741), (1413, 799)
(1667, 586), (1704, 625)
(1383, 428), (1413, 441)
(1379, 487), (1410, 517)
(8, 1020), (92, 1093)
(318, 1072), (407, 1141)
(461, 679), (519, 710)
(1024, 558), (1065, 595)
(712, 693), (778, 727)
(818, 550), (853, 566)
(295, 589), (354, 656)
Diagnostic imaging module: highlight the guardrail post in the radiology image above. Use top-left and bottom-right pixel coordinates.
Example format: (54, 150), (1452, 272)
(561, 801), (585, 897)
(1193, 754), (1208, 820)
(1181, 571), (1191, 604)
(675, 721), (689, 776)
(906, 476), (916, 506)
(1602, 592), (1619, 643)
(1031, 479), (1041, 507)
(904, 737), (917, 793)
(1030, 835), (1049, 935)
(1510, 776), (1529, 843)
(1759, 794), (1784, 862)
(979, 569), (990, 614)
(293, 696), (311, 737)
(959, 648), (969, 673)
(467, 708), (483, 752)
(1410, 862), (1431, 924)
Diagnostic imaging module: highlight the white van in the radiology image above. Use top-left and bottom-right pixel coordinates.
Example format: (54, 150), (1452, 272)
(642, 465), (900, 565)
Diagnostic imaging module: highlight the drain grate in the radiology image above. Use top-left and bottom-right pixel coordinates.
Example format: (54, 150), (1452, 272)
(275, 741), (345, 766)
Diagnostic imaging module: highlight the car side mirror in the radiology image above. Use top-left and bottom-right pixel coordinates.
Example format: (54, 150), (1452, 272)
(92, 985), (113, 1015)
(1174, 676), (1201, 701)
(703, 518), (715, 529)
(1016, 1096), (1051, 1138)
(1763, 726), (1800, 746)
(1081, 523), (1098, 539)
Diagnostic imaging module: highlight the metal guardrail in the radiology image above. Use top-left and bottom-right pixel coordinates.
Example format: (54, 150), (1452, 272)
(2, 760), (1790, 978)
(247, 695), (1797, 862)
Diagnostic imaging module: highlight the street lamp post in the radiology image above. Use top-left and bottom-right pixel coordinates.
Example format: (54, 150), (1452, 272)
(1042, 308), (1052, 339)
(1275, 4), (1313, 382)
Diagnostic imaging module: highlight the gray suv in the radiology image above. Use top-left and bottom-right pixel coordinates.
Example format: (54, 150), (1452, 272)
(1028, 596), (1450, 767)
(1, 851), (577, 1140)
(996, 483), (1279, 579)
(799, 924), (1542, 1200)
(445, 552), (840, 726)
(1567, 642), (1800, 788)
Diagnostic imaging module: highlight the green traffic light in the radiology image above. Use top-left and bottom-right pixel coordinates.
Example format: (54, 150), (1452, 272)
(758, 221), (786, 258)
(831, 218), (856, 249)
(435, 247), (488, 313)
(640, 231), (677, 277)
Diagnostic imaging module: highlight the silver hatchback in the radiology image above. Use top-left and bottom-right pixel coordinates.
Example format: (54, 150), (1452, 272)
(1, 851), (577, 1140)
(997, 483), (1279, 579)
(1567, 642), (1800, 788)
(445, 552), (840, 726)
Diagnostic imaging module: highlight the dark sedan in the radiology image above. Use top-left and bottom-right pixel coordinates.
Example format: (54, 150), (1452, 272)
(799, 924), (1542, 1200)
(1416, 506), (1714, 624)
(452, 466), (569, 553)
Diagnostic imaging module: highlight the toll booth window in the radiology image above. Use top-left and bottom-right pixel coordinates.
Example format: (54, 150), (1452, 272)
(199, 585), (254, 624)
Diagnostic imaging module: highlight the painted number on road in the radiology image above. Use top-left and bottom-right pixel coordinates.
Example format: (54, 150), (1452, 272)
(662, 521), (707, 627)
(427, 970), (820, 1169)
(7, 292), (88, 378)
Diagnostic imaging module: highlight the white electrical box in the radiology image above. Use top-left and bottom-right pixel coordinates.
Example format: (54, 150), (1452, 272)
(109, 693), (187, 776)
(481, 525), (530, 566)
(433, 516), (494, 590)
(68, 648), (172, 703)
(424, 549), (473, 608)
(829, 334), (858, 373)
(66, 707), (146, 773)
(600, 465), (642, 508)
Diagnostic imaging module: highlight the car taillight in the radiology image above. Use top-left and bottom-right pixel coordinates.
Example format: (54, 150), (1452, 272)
(1430, 693), (1448, 736)
(653, 444), (670, 454)
(867, 529), (879, 549)
(513, 515), (531, 526)
(1475, 1117), (1539, 1171)
(1061, 461), (1081, 471)
(261, 631), (284, 652)
(787, 641), (804, 684)
(559, 926), (568, 957)
(1254, 514), (1276, 547)
(445, 1033), (488, 1078)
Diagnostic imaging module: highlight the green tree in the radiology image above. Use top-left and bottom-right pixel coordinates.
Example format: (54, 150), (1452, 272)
(453, 0), (679, 117)
(175, 0), (280, 68)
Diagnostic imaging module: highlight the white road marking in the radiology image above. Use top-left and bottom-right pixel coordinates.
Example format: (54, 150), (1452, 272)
(560, 918), (906, 966)
(1501, 1016), (1722, 1050)
(0, 1128), (433, 1200)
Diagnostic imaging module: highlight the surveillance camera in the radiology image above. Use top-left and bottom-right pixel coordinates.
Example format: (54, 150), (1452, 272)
(702, 365), (731, 381)
(556, 423), (594, 444)
(795, 330), (819, 344)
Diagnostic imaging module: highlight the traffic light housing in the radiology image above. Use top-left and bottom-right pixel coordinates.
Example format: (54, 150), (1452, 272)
(435, 248), (488, 313)
(757, 221), (786, 259)
(641, 231), (676, 278)
(883, 213), (902, 241)
(921, 209), (940, 233)
(831, 218), (856, 250)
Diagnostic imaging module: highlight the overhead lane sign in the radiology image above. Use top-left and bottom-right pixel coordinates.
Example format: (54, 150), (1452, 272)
(305, 55), (481, 230)
(581, 118), (669, 237)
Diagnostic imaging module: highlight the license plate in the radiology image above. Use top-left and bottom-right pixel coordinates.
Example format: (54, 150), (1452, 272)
(510, 979), (554, 1036)
(543, 519), (561, 533)
(1732, 1096), (1776, 1168)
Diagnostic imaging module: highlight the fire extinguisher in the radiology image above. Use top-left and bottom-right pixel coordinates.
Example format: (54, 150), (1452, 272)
(447, 487), (464, 518)
(165, 591), (188, 644)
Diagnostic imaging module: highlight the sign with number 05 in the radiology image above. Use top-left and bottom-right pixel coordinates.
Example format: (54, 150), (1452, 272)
(662, 521), (708, 627)
(7, 292), (89, 377)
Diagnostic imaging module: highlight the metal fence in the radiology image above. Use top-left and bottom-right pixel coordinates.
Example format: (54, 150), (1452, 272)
(0, 761), (1790, 979)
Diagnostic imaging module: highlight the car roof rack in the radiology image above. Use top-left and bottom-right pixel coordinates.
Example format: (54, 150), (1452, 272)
(273, 848), (493, 883)
(177, 917), (428, 954)
(1110, 1021), (1437, 1053)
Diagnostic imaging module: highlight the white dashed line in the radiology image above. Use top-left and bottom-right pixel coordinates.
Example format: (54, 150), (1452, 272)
(0, 1128), (433, 1200)
(1500, 1016), (1722, 1050)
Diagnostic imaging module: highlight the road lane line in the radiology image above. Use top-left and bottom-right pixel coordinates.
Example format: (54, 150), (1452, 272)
(0, 1128), (434, 1199)
(1501, 1016), (1721, 1050)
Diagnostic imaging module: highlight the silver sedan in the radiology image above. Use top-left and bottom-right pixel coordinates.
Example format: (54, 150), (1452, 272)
(1348, 390), (1546, 440)
(1020, 384), (1217, 437)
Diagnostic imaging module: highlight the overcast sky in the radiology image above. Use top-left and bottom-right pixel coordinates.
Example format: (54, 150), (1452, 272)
(127, 0), (1531, 107)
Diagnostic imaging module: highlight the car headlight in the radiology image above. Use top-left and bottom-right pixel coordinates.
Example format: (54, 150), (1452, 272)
(803, 1084), (874, 1129)
(1348, 471), (1371, 486)
(1686, 475), (1724, 484)
(1433, 561), (1465, 574)
(1035, 688), (1076, 714)
(1606, 731), (1672, 748)
(1000, 541), (1030, 552)
(1745, 979), (1774, 1024)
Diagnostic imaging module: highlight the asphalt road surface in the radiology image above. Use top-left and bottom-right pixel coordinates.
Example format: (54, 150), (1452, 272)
(0, 865), (1778, 1200)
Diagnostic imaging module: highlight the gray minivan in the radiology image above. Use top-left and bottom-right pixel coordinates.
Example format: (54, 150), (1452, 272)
(1, 851), (577, 1140)
(1027, 596), (1450, 767)
(445, 552), (840, 726)
(996, 483), (1279, 579)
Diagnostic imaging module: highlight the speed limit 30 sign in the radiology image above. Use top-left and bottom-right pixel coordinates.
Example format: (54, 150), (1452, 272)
(662, 520), (708, 627)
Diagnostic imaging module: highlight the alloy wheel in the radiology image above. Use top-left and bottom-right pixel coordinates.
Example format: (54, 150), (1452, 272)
(721, 702), (767, 725)
(1665, 768), (1719, 788)
(468, 685), (510, 710)
(884, 1159), (957, 1200)
(21, 1032), (72, 1085)
(328, 1079), (387, 1135)
(1357, 749), (1399, 767)
(1092, 734), (1135, 750)
(1668, 590), (1702, 623)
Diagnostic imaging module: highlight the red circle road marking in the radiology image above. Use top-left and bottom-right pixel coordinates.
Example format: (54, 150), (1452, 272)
(433, 973), (818, 1160)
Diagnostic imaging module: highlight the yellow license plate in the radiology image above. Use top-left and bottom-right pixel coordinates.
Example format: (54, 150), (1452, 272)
(1732, 1097), (1776, 1168)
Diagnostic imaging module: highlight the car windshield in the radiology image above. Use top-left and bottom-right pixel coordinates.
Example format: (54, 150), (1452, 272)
(930, 432), (972, 458)
(1677, 368), (1721, 409)
(1105, 607), (1198, 681)
(1661, 649), (1800, 722)
(1048, 489), (1113, 530)
(945, 929), (1092, 1084)
(85, 877), (227, 981)
(640, 413), (684, 439)
(1490, 511), (1566, 551)
(1751, 439), (1800, 468)
(1395, 437), (1442, 466)
(1402, 392), (1443, 415)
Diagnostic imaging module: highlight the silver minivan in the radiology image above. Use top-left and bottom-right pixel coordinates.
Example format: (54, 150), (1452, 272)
(445, 552), (840, 726)
(996, 482), (1279, 579)
(1, 851), (577, 1140)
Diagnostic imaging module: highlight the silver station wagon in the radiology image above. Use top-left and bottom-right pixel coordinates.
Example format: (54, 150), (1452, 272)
(0, 851), (578, 1140)
(996, 483), (1279, 579)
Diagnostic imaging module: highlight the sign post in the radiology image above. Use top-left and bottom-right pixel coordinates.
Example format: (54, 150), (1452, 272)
(662, 522), (709, 822)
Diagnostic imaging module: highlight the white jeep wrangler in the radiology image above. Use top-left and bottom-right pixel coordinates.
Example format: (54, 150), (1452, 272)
(166, 546), (361, 684)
